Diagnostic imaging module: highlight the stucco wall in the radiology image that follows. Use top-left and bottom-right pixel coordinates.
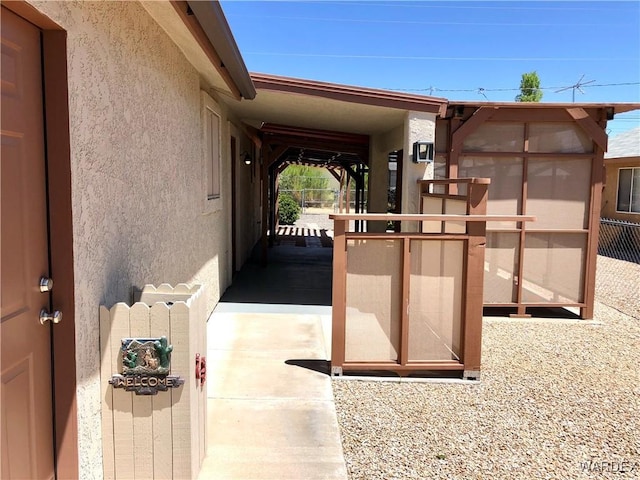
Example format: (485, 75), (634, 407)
(368, 125), (404, 232)
(602, 157), (640, 222)
(26, 1), (254, 477)
(402, 112), (436, 229)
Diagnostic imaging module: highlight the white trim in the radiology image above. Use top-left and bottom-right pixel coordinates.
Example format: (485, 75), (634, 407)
(616, 166), (640, 214)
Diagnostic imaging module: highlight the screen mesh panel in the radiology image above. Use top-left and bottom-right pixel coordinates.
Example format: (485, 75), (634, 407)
(408, 240), (464, 361)
(421, 196), (443, 233)
(527, 158), (592, 229)
(459, 156), (523, 229)
(345, 239), (402, 362)
(462, 122), (525, 152)
(528, 123), (593, 153)
(433, 155), (447, 192)
(484, 232), (520, 303)
(444, 198), (467, 233)
(522, 232), (587, 303)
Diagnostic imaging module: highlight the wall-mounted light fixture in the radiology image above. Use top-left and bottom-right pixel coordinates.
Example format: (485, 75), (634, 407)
(412, 141), (434, 163)
(242, 152), (252, 165)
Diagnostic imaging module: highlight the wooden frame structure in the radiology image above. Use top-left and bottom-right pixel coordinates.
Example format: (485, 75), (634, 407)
(259, 124), (370, 264)
(330, 178), (534, 378)
(435, 104), (615, 318)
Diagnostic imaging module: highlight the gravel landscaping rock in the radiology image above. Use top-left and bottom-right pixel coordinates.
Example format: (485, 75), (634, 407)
(596, 256), (640, 319)
(332, 302), (640, 479)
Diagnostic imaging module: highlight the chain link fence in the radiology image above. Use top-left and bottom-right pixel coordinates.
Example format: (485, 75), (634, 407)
(596, 218), (640, 318)
(280, 188), (368, 213)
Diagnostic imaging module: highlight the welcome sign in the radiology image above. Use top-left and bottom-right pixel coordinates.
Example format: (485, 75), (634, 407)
(109, 336), (184, 395)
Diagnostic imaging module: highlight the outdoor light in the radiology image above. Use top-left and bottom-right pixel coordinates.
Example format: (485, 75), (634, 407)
(412, 141), (434, 163)
(242, 152), (252, 165)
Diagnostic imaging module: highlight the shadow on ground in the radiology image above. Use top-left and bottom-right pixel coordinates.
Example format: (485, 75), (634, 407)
(483, 306), (581, 319)
(220, 242), (333, 306)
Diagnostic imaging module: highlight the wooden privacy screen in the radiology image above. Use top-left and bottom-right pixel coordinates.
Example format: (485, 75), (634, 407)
(330, 179), (534, 378)
(435, 108), (608, 318)
(99, 284), (207, 480)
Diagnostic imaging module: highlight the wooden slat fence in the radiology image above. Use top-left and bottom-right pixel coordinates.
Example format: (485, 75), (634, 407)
(99, 283), (207, 480)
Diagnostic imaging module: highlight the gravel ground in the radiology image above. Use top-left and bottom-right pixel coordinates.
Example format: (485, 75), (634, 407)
(332, 301), (640, 479)
(295, 212), (334, 231)
(596, 256), (640, 319)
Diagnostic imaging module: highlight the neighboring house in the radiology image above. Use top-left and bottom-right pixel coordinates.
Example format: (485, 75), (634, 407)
(1, 1), (639, 479)
(603, 127), (640, 222)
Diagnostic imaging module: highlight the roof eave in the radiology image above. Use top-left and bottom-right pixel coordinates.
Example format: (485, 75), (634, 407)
(251, 72), (448, 114)
(447, 101), (640, 115)
(185, 0), (256, 100)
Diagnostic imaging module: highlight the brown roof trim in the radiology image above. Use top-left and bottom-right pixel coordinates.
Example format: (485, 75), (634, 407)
(604, 156), (640, 164)
(261, 123), (369, 145)
(171, 1), (256, 100)
(251, 73), (448, 114)
(448, 101), (640, 115)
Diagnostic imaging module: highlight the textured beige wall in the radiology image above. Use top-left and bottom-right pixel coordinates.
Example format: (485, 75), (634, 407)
(367, 126), (404, 232)
(26, 1), (256, 477)
(602, 158), (640, 222)
(403, 112), (436, 221)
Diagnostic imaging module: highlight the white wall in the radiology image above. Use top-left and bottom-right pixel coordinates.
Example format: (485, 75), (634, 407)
(26, 1), (255, 477)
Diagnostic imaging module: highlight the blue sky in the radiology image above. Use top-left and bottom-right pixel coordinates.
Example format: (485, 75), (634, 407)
(220, 1), (640, 136)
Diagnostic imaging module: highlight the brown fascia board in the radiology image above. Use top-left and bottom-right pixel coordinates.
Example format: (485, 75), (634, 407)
(251, 72), (448, 115)
(604, 156), (640, 164)
(185, 0), (256, 99)
(446, 101), (640, 115)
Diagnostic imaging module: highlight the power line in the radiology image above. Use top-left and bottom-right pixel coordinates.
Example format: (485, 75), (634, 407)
(243, 52), (636, 62)
(305, 1), (635, 12)
(227, 14), (622, 27)
(386, 82), (640, 93)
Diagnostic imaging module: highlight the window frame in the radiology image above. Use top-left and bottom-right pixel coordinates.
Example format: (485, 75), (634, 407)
(202, 91), (222, 213)
(616, 166), (640, 214)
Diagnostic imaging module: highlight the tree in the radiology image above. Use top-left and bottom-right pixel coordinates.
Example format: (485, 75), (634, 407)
(278, 165), (330, 204)
(515, 71), (543, 102)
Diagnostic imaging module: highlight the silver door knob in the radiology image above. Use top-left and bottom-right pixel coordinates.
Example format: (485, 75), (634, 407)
(39, 277), (54, 292)
(40, 309), (62, 325)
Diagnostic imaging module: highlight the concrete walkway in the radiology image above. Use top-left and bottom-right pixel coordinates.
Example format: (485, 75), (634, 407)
(198, 304), (346, 480)
(198, 216), (346, 479)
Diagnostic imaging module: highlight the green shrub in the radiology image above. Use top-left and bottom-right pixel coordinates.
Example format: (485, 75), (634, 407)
(278, 194), (300, 225)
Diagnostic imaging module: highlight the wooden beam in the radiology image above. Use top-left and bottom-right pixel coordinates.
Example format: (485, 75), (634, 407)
(328, 169), (342, 183)
(331, 219), (347, 371)
(400, 238), (410, 366)
(329, 213), (536, 223)
(240, 122), (262, 149)
(461, 182), (489, 374)
(451, 106), (498, 153)
(264, 144), (290, 169)
(566, 107), (608, 152)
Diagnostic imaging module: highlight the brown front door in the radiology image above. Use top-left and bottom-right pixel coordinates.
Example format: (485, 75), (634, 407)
(1, 7), (56, 479)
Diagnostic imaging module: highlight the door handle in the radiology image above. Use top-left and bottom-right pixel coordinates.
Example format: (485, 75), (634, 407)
(40, 309), (62, 325)
(39, 277), (54, 292)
